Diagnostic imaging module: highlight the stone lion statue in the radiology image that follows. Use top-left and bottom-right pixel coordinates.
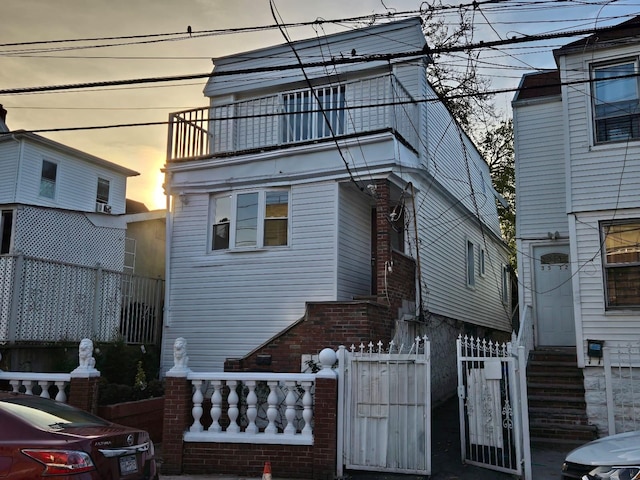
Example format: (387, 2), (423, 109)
(78, 338), (96, 369)
(173, 337), (189, 370)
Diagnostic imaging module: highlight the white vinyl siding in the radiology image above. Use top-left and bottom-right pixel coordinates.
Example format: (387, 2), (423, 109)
(12, 142), (129, 214)
(560, 46), (640, 213)
(337, 183), (372, 301)
(424, 82), (503, 239)
(0, 141), (19, 203)
(513, 98), (568, 238)
(413, 177), (511, 331)
(164, 182), (338, 372)
(573, 210), (640, 364)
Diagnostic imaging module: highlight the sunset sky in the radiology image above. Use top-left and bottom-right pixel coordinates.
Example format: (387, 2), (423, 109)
(2, 0), (638, 210)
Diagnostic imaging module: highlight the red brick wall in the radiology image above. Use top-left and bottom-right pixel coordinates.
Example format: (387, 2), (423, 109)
(225, 300), (392, 372)
(98, 397), (164, 443)
(177, 374), (338, 479)
(160, 376), (192, 475)
(68, 377), (100, 414)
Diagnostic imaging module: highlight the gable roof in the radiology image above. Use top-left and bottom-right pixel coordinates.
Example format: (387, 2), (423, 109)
(204, 17), (428, 97)
(0, 130), (139, 177)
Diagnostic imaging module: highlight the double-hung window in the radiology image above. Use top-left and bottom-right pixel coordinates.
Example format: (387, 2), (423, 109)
(601, 220), (640, 308)
(282, 85), (345, 143)
(592, 60), (640, 143)
(211, 189), (289, 251)
(39, 160), (57, 199)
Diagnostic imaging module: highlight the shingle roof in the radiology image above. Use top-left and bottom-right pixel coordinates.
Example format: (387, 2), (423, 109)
(513, 70), (561, 102)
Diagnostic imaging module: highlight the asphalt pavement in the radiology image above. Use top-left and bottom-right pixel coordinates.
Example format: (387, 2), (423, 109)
(159, 398), (573, 479)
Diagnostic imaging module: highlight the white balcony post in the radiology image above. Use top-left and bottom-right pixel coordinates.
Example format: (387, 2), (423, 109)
(23, 380), (33, 395)
(245, 380), (258, 434)
(190, 379), (204, 432)
(226, 380), (240, 434)
(208, 380), (222, 433)
(284, 381), (297, 435)
(265, 380), (279, 434)
(54, 381), (67, 402)
(9, 379), (20, 393)
(301, 380), (313, 437)
(38, 381), (51, 398)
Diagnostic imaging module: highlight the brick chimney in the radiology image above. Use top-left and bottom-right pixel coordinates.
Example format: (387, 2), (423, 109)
(0, 104), (6, 123)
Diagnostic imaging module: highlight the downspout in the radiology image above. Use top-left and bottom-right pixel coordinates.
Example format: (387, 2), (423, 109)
(12, 134), (23, 199)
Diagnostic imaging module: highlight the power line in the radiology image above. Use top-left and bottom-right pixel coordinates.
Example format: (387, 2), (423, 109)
(2, 18), (636, 96)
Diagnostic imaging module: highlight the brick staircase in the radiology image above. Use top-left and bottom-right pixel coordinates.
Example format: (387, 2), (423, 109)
(527, 347), (598, 446)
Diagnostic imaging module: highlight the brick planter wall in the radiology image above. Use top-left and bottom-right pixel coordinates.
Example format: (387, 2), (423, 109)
(98, 397), (164, 443)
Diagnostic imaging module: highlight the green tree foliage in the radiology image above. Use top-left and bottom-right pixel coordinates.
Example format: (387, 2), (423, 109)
(478, 119), (516, 266)
(420, 2), (516, 265)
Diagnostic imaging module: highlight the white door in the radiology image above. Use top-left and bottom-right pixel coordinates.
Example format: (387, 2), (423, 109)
(533, 245), (575, 346)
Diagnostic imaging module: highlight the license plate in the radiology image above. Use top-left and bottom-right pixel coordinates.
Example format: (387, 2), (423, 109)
(119, 454), (138, 475)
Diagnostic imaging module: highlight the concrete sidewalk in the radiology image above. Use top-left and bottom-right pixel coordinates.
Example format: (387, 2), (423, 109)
(159, 399), (573, 479)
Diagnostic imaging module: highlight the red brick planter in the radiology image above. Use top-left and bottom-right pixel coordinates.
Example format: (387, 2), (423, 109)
(98, 397), (164, 443)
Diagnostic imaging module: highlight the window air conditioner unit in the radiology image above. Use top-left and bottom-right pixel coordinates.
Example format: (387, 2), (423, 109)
(96, 202), (112, 214)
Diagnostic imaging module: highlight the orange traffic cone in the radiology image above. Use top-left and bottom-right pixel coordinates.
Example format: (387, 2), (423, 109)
(262, 461), (272, 480)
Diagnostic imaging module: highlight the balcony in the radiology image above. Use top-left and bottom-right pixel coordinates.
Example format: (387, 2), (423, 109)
(167, 74), (419, 162)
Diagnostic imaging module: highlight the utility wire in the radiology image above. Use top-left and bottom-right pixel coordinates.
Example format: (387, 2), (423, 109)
(2, 19), (637, 96)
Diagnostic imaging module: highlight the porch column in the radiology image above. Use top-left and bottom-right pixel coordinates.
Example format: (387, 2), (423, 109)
(374, 179), (392, 299)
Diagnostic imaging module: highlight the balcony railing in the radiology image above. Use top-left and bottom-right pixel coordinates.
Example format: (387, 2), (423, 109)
(167, 74), (419, 161)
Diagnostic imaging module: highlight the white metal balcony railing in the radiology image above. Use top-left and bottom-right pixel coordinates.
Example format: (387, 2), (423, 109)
(167, 75), (419, 161)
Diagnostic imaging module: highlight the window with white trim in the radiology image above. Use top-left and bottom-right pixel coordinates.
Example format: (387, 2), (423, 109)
(480, 248), (486, 276)
(282, 85), (345, 143)
(96, 178), (110, 205)
(466, 240), (475, 287)
(592, 60), (640, 143)
(210, 189), (289, 251)
(601, 220), (640, 308)
(39, 160), (57, 199)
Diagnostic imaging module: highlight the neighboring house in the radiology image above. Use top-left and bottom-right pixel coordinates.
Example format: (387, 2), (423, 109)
(513, 16), (640, 436)
(0, 107), (162, 369)
(162, 18), (511, 403)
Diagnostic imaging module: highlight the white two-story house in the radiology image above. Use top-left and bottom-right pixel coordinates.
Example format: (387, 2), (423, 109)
(0, 107), (165, 370)
(162, 17), (511, 402)
(513, 16), (640, 436)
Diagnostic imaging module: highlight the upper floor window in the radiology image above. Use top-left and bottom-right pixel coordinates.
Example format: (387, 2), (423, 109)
(210, 189), (289, 251)
(592, 60), (640, 143)
(282, 85), (345, 143)
(601, 220), (640, 308)
(466, 239), (475, 288)
(96, 178), (110, 204)
(39, 160), (57, 199)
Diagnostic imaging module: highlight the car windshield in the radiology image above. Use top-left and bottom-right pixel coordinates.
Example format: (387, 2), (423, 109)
(0, 396), (110, 429)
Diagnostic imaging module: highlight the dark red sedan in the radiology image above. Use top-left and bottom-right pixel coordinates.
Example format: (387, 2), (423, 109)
(0, 391), (158, 479)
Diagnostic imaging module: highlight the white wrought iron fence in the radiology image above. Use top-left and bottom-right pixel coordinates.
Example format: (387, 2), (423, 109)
(0, 254), (164, 345)
(604, 343), (640, 434)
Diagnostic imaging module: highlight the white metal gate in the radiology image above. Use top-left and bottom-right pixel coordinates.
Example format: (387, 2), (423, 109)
(338, 337), (431, 476)
(456, 335), (532, 478)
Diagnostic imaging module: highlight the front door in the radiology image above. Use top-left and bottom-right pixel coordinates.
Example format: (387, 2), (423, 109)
(533, 245), (575, 346)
